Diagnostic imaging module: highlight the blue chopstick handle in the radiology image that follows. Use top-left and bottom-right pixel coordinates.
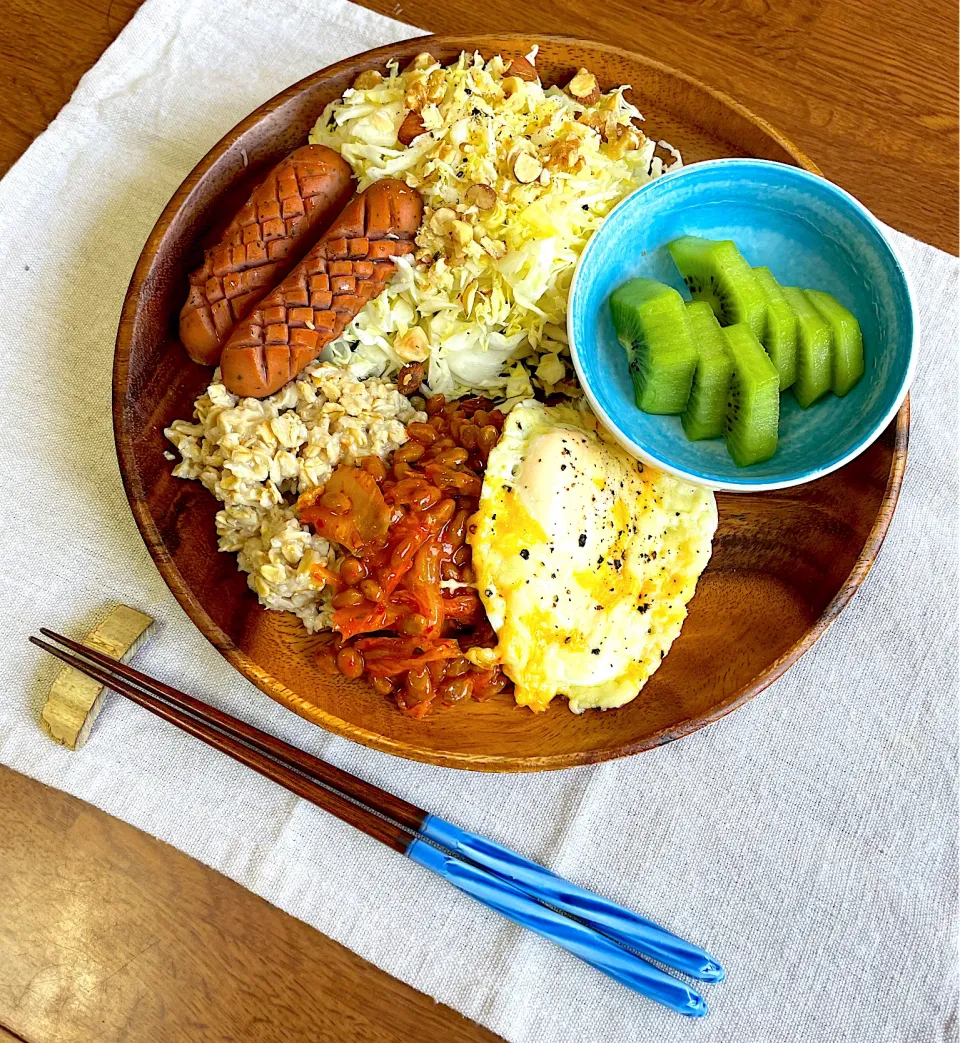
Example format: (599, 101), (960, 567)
(418, 815), (723, 983)
(407, 838), (707, 1018)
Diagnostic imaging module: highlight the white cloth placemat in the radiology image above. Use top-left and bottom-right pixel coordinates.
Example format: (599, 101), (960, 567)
(0, 1), (956, 1040)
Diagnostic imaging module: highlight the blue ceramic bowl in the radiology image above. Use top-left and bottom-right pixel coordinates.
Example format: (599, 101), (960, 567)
(568, 159), (915, 492)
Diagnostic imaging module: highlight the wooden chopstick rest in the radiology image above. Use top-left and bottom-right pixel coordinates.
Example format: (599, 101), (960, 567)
(40, 604), (155, 749)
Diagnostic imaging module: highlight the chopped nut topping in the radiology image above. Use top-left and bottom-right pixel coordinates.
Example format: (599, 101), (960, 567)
(505, 55), (539, 82)
(395, 361), (424, 396)
(604, 125), (644, 159)
(566, 68), (600, 105)
(546, 138), (582, 171)
(465, 183), (497, 210)
(480, 236), (507, 260)
(352, 69), (383, 91)
(405, 52), (436, 73)
(426, 69), (446, 103)
(393, 326), (431, 362)
(397, 110), (426, 145)
(512, 151), (543, 184)
(451, 220), (474, 246)
(404, 74), (428, 112)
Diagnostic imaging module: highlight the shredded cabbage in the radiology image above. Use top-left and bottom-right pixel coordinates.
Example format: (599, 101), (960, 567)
(310, 51), (681, 398)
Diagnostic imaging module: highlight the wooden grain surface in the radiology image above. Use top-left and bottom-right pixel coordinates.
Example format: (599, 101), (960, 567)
(1, 0), (954, 1041)
(0, 767), (502, 1043)
(0, 0), (955, 253)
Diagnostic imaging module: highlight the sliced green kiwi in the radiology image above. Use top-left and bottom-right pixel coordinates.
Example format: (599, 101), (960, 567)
(781, 286), (833, 407)
(752, 266), (798, 391)
(721, 323), (780, 467)
(805, 289), (865, 396)
(609, 278), (698, 414)
(681, 301), (734, 440)
(668, 236), (766, 339)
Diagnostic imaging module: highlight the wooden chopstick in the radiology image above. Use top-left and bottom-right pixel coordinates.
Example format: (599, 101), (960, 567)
(29, 628), (721, 1015)
(36, 627), (426, 831)
(30, 633), (413, 852)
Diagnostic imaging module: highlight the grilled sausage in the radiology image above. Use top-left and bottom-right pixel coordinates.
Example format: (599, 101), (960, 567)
(179, 145), (354, 365)
(220, 179), (423, 398)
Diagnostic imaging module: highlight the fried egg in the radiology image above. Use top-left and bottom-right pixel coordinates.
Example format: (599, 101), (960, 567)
(468, 401), (717, 713)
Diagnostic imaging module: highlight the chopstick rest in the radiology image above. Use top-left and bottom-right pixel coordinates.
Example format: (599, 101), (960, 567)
(40, 604), (155, 749)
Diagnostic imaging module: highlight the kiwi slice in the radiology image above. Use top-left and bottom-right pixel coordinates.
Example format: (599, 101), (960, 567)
(668, 236), (766, 339)
(752, 266), (798, 391)
(805, 289), (865, 396)
(681, 301), (734, 441)
(781, 287), (833, 407)
(722, 323), (780, 467)
(610, 278), (698, 414)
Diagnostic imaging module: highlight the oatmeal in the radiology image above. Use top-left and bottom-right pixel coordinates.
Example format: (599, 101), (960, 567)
(164, 363), (424, 631)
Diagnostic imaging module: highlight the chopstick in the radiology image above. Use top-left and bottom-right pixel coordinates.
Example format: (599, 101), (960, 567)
(31, 628), (723, 1016)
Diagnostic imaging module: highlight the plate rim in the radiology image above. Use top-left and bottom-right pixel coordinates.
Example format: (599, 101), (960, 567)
(112, 33), (910, 771)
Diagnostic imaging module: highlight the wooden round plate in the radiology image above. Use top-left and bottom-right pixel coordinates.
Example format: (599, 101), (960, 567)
(114, 34), (908, 771)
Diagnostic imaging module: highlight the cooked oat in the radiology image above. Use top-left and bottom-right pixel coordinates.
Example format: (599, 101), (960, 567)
(164, 363), (424, 631)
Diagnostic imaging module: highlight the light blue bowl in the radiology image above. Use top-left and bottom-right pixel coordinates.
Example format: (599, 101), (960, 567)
(568, 159), (915, 492)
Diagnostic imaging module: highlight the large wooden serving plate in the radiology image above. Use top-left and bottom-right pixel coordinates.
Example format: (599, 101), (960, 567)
(114, 34), (908, 771)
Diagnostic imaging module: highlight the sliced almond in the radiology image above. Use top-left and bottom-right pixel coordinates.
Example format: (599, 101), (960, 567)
(352, 69), (383, 91)
(513, 151), (543, 184)
(394, 326), (431, 362)
(397, 110), (426, 146)
(566, 68), (600, 106)
(577, 109), (603, 132)
(465, 183), (497, 210)
(506, 55), (539, 82)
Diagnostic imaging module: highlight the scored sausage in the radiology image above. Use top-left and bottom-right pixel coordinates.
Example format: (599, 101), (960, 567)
(179, 145), (354, 365)
(220, 179), (423, 399)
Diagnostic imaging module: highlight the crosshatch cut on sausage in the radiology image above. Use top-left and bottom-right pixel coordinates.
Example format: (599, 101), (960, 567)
(220, 179), (423, 397)
(179, 145), (355, 365)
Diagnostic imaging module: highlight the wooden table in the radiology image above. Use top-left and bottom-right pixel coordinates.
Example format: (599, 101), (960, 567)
(1, 1), (955, 1041)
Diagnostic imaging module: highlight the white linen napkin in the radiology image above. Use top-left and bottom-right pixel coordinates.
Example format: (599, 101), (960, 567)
(0, 1), (955, 1040)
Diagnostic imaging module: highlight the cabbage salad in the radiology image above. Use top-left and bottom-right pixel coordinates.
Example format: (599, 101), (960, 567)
(309, 49), (681, 401)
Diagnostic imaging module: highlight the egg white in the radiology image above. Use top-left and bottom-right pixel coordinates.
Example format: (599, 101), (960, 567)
(469, 400), (717, 713)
